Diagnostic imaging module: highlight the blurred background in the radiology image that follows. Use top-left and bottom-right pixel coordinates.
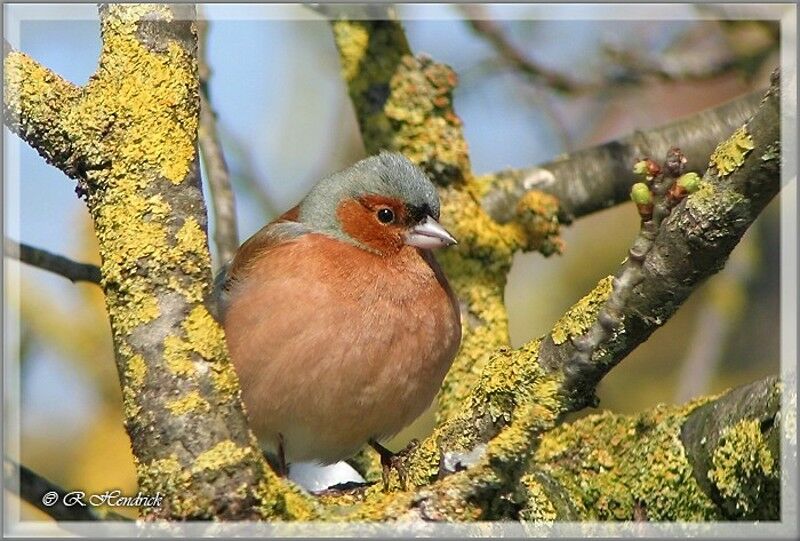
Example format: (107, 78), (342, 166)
(4, 3), (784, 520)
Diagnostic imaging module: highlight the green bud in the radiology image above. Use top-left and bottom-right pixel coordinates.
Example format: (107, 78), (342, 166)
(677, 172), (701, 193)
(632, 160), (649, 175)
(630, 182), (653, 205)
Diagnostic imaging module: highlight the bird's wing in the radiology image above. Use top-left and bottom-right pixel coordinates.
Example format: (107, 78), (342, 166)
(211, 205), (309, 319)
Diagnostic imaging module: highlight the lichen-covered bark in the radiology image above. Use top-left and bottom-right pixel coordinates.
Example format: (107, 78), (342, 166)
(7, 4), (787, 523)
(522, 377), (781, 521)
(4, 3), (315, 520)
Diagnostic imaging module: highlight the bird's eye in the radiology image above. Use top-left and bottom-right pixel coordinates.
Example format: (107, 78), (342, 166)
(377, 208), (395, 224)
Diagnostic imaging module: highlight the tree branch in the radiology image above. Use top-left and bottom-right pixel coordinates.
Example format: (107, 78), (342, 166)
(197, 13), (239, 266)
(522, 376), (782, 521)
(3, 44), (85, 180)
(5, 4), (317, 520)
(3, 457), (104, 521)
(540, 71), (780, 412)
(479, 90), (764, 225)
(4, 238), (101, 284)
(459, 5), (582, 93)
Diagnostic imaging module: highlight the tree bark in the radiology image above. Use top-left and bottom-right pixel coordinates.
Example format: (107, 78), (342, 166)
(4, 4), (788, 523)
(4, 3), (314, 520)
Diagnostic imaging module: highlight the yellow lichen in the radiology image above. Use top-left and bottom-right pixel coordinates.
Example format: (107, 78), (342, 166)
(331, 21), (369, 82)
(709, 126), (754, 176)
(707, 418), (778, 517)
(515, 190), (564, 255)
(551, 275), (614, 345)
(175, 216), (211, 275)
(166, 391), (210, 415)
(535, 399), (721, 521)
(210, 363), (242, 397)
(163, 335), (196, 377)
(192, 440), (252, 473)
(183, 305), (226, 361)
(519, 475), (558, 522)
(125, 353), (147, 388)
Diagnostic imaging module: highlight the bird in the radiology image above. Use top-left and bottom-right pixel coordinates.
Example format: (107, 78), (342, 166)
(214, 151), (462, 483)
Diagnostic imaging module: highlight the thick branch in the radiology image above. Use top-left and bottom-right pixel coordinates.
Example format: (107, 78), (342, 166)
(9, 4), (316, 520)
(522, 376), (782, 521)
(4, 238), (101, 284)
(480, 90), (764, 224)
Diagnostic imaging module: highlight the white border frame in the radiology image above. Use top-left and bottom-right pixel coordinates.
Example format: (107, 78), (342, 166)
(2, 3), (797, 538)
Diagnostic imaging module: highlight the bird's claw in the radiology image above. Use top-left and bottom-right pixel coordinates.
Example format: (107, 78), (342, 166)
(369, 438), (419, 492)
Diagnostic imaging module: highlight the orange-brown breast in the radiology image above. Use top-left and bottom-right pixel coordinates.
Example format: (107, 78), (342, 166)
(221, 233), (462, 463)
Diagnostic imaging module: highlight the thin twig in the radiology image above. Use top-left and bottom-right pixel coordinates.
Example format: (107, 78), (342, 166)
(197, 12), (239, 265)
(461, 9), (777, 96)
(459, 5), (582, 93)
(4, 457), (104, 521)
(4, 238), (101, 284)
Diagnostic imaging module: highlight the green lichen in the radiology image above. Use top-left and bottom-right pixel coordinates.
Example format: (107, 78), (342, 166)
(761, 143), (780, 162)
(551, 276), (614, 345)
(707, 418), (778, 518)
(685, 180), (746, 219)
(709, 126), (754, 177)
(535, 398), (721, 521)
(166, 390), (211, 415)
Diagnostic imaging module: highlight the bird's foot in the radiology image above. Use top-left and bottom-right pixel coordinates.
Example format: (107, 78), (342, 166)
(369, 438), (419, 492)
(264, 434), (289, 477)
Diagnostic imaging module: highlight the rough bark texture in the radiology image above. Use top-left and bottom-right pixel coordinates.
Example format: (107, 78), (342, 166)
(4, 4), (314, 520)
(5, 5), (788, 523)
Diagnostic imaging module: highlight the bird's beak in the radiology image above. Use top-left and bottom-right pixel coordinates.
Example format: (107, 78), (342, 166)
(404, 216), (457, 249)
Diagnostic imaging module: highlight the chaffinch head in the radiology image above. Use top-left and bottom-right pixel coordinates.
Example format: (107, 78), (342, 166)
(215, 152), (461, 475)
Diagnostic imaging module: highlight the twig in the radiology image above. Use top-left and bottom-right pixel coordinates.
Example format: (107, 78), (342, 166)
(197, 12), (239, 265)
(3, 457), (104, 521)
(565, 149), (691, 405)
(4, 238), (101, 284)
(459, 5), (583, 93)
(461, 10), (776, 96)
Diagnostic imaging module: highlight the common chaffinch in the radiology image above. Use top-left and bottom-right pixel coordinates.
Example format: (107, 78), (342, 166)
(215, 152), (462, 478)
